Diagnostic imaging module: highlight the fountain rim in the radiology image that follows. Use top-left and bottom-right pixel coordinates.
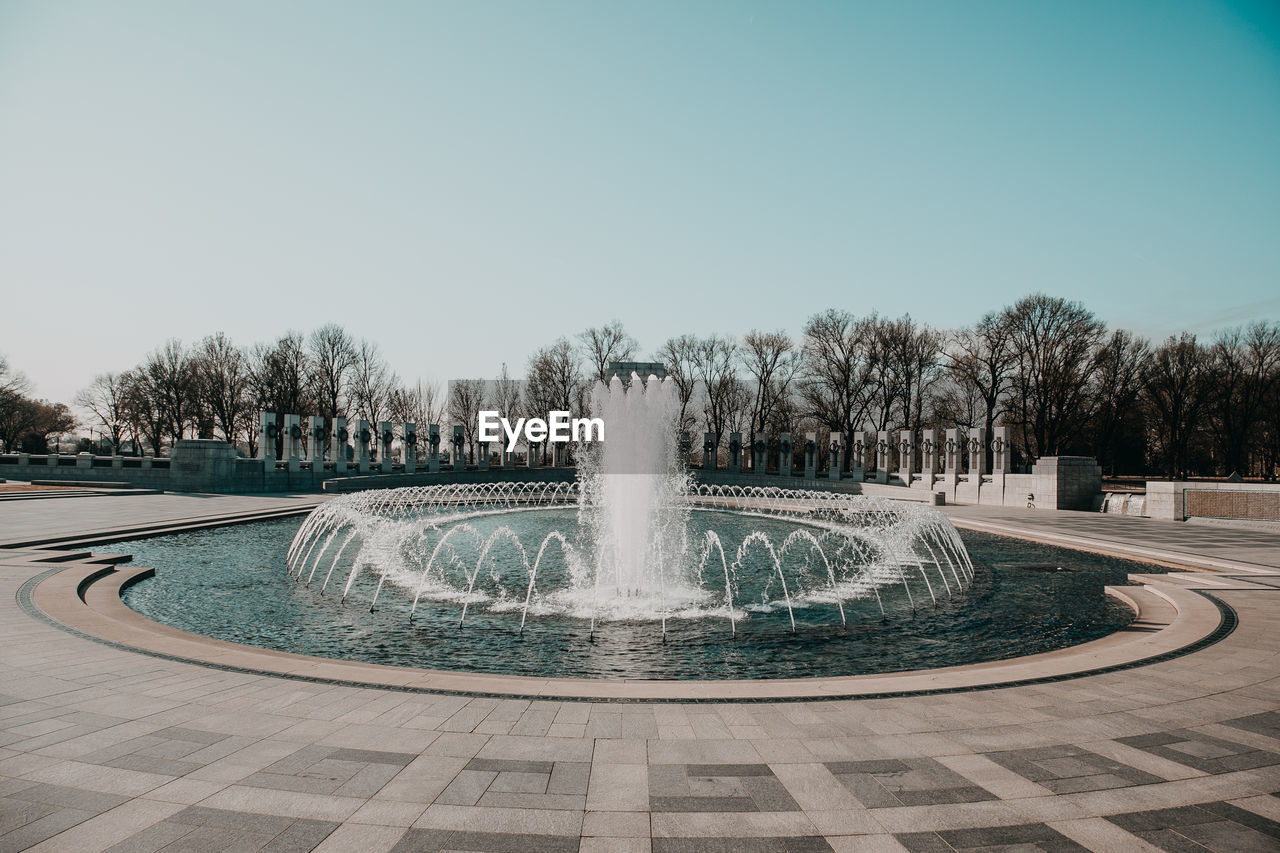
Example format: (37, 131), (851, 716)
(25, 506), (1231, 701)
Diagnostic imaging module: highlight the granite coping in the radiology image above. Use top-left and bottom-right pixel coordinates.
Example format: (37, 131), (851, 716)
(24, 555), (1227, 702)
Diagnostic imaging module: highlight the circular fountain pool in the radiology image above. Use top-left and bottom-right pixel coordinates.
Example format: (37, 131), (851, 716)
(117, 490), (1149, 681)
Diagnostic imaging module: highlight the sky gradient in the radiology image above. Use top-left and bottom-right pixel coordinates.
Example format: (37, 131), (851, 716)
(2, 0), (1278, 404)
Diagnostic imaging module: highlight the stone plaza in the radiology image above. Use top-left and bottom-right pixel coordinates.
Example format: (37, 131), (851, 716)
(2, 485), (1280, 851)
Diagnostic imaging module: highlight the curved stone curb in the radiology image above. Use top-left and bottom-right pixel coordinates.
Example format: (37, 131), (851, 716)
(23, 555), (1232, 702)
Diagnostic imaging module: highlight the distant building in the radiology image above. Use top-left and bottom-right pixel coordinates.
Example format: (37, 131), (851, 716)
(605, 361), (667, 386)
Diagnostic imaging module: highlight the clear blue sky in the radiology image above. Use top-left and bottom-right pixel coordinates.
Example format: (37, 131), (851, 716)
(2, 0), (1278, 404)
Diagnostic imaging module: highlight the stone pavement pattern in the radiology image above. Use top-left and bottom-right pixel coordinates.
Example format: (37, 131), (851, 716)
(2, 493), (1280, 851)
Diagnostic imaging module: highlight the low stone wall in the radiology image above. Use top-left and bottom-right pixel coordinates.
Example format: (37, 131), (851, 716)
(1146, 481), (1280, 522)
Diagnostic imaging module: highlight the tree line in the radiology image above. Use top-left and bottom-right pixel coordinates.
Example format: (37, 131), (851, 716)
(1, 294), (1277, 478)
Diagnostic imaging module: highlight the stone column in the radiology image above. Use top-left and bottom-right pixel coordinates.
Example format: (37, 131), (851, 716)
(259, 412), (277, 465)
(527, 435), (540, 468)
(703, 433), (716, 471)
(751, 437), (767, 473)
(728, 433), (742, 474)
(452, 425), (465, 469)
(920, 428), (938, 490)
(284, 414), (302, 472)
(501, 437), (514, 470)
(992, 425), (1012, 472)
(851, 430), (866, 481)
(331, 418), (348, 472)
(874, 430), (890, 484)
(829, 432), (844, 479)
(942, 427), (960, 503)
(379, 422), (394, 471)
(308, 416), (326, 466)
(804, 432), (817, 478)
(356, 420), (372, 473)
(779, 433), (793, 477)
(478, 439), (490, 471)
(403, 423), (417, 474)
(968, 427), (987, 476)
(897, 430), (913, 484)
(428, 424), (441, 473)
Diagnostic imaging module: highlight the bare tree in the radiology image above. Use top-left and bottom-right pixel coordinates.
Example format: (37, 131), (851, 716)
(389, 379), (446, 427)
(1089, 329), (1151, 475)
(696, 335), (738, 455)
(74, 373), (129, 449)
(448, 378), (487, 463)
(249, 332), (313, 459)
(798, 309), (874, 455)
(525, 339), (585, 415)
(740, 330), (799, 456)
(1142, 333), (1213, 479)
(349, 339), (395, 427)
(1002, 294), (1106, 458)
(307, 324), (356, 420)
(578, 321), (638, 384)
(192, 333), (251, 448)
(654, 335), (700, 433)
(138, 340), (198, 448)
(1208, 322), (1280, 476)
(119, 368), (166, 456)
(874, 315), (943, 434)
(492, 363), (522, 418)
(0, 357), (35, 453)
(943, 311), (1016, 439)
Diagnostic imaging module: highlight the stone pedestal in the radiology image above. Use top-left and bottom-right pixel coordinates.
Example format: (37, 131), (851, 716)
(284, 415), (302, 472)
(332, 418), (348, 472)
(804, 432), (817, 479)
(703, 433), (716, 471)
(992, 425), (1011, 473)
(76, 452), (92, 468)
(897, 430), (913, 484)
(452, 425), (466, 470)
(403, 423), (417, 474)
(919, 428), (938, 490)
(944, 428), (960, 474)
(308, 416), (326, 465)
(779, 433), (793, 477)
(379, 422), (394, 472)
(968, 427), (987, 476)
(169, 439), (238, 492)
(851, 431), (866, 482)
(356, 420), (372, 473)
(728, 433), (742, 474)
(259, 412), (277, 463)
(428, 424), (441, 473)
(874, 431), (890, 484)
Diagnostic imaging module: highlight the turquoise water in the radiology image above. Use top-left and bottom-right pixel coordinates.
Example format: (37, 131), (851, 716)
(118, 514), (1152, 681)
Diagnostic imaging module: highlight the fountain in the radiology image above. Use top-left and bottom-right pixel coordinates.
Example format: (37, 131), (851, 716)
(284, 374), (975, 642)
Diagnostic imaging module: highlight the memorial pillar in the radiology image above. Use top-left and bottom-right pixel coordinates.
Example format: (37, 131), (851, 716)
(403, 423), (417, 474)
(874, 430), (890, 483)
(356, 420), (371, 473)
